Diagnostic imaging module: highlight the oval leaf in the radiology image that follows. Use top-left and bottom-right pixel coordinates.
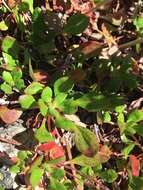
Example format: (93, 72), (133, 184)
(30, 167), (44, 188)
(38, 99), (48, 116)
(41, 86), (52, 103)
(64, 14), (89, 35)
(2, 36), (20, 59)
(19, 94), (36, 109)
(0, 106), (22, 124)
(24, 82), (44, 95)
(130, 155), (140, 177)
(54, 76), (74, 96)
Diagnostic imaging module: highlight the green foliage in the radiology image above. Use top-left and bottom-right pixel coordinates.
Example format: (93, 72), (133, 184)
(1, 1), (143, 189)
(24, 82), (44, 95)
(99, 169), (118, 183)
(2, 36), (20, 59)
(64, 14), (89, 35)
(41, 86), (53, 103)
(19, 94), (36, 109)
(30, 167), (44, 188)
(134, 17), (143, 34)
(35, 119), (54, 142)
(50, 177), (67, 190)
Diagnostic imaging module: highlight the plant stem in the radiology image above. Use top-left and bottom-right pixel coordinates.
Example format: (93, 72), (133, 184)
(119, 37), (143, 49)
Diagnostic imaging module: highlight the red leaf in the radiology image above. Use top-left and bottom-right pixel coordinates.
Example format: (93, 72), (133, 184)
(38, 142), (57, 152)
(0, 106), (22, 124)
(38, 142), (65, 159)
(50, 146), (64, 159)
(130, 155), (140, 177)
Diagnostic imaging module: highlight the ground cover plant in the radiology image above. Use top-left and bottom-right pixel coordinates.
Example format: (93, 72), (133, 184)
(0, 0), (143, 189)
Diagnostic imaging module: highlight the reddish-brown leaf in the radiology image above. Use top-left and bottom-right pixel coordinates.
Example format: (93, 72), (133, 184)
(38, 142), (57, 152)
(33, 70), (50, 84)
(130, 155), (140, 177)
(69, 68), (86, 82)
(50, 146), (65, 159)
(0, 106), (22, 124)
(81, 41), (102, 55)
(38, 142), (65, 159)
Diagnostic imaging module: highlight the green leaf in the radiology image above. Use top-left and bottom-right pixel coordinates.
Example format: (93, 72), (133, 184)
(59, 99), (77, 114)
(30, 156), (44, 172)
(38, 99), (48, 116)
(15, 79), (25, 90)
(122, 144), (135, 159)
(2, 71), (14, 86)
(35, 119), (54, 143)
(54, 76), (74, 96)
(64, 14), (89, 35)
(12, 68), (23, 81)
(2, 52), (17, 69)
(2, 36), (20, 59)
(19, 94), (36, 109)
(0, 20), (8, 31)
(115, 105), (125, 113)
(71, 146), (110, 167)
(54, 93), (67, 106)
(55, 114), (77, 131)
(134, 124), (143, 136)
(76, 92), (124, 111)
(117, 113), (125, 133)
(127, 110), (143, 123)
(50, 177), (67, 190)
(41, 86), (53, 103)
(134, 17), (143, 33)
(46, 167), (65, 180)
(10, 165), (20, 173)
(24, 82), (44, 95)
(20, 0), (33, 13)
(1, 83), (13, 94)
(17, 151), (30, 160)
(103, 112), (111, 123)
(100, 169), (118, 183)
(74, 127), (99, 156)
(130, 176), (143, 190)
(0, 186), (4, 190)
(30, 167), (44, 188)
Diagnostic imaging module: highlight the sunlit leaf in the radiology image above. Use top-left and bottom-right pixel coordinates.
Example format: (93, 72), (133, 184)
(2, 36), (20, 59)
(2, 71), (14, 86)
(122, 144), (135, 159)
(38, 99), (48, 116)
(30, 167), (44, 188)
(35, 119), (54, 143)
(1, 82), (13, 94)
(127, 110), (143, 123)
(19, 94), (36, 109)
(24, 82), (44, 95)
(41, 86), (53, 103)
(0, 20), (8, 31)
